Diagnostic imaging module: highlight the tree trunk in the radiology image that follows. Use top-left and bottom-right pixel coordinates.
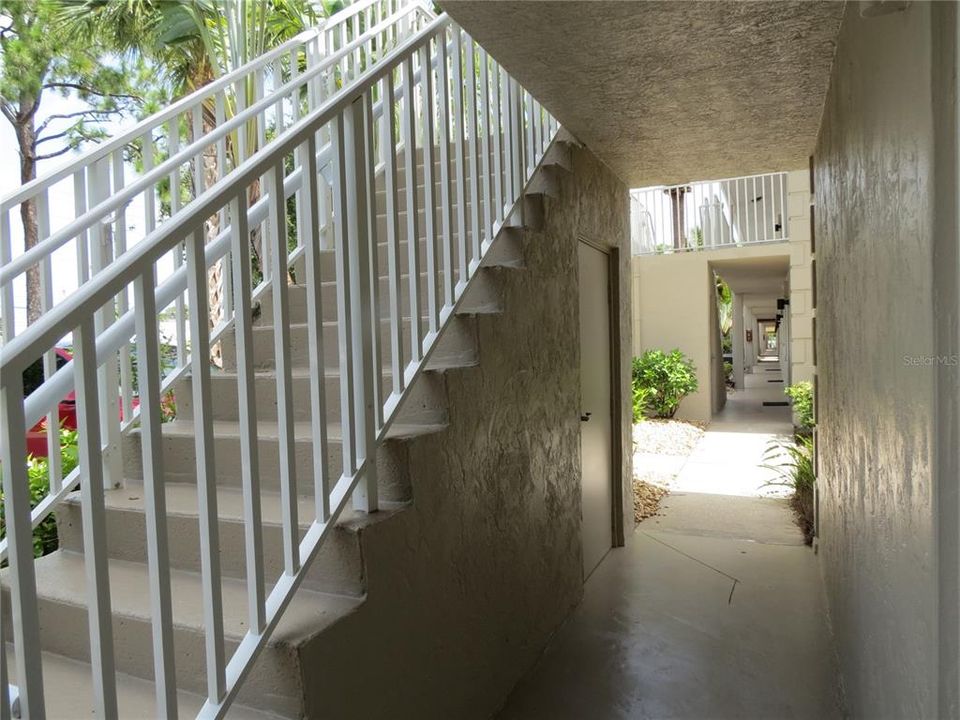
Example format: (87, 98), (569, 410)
(15, 100), (42, 326)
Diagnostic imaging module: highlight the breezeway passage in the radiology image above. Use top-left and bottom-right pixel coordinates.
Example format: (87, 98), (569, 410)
(497, 365), (842, 719)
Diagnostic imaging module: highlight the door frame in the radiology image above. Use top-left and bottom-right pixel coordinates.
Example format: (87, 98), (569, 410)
(577, 235), (626, 549)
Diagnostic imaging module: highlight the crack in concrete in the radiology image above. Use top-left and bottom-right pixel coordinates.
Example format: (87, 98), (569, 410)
(641, 531), (743, 605)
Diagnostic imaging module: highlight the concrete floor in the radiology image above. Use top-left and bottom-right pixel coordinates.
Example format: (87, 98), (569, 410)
(497, 366), (844, 720)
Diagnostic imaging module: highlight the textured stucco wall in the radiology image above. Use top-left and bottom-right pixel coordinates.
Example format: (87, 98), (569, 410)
(787, 169), (815, 386)
(815, 3), (960, 716)
(296, 144), (631, 719)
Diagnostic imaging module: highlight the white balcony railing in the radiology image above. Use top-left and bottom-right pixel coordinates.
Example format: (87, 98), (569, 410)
(0, 3), (559, 717)
(631, 171), (789, 255)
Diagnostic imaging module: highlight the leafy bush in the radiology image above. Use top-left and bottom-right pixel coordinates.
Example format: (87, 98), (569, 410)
(0, 426), (79, 558)
(763, 436), (815, 544)
(632, 349), (699, 419)
(786, 381), (814, 434)
(632, 384), (651, 423)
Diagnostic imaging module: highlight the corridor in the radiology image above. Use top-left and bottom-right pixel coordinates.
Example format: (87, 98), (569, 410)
(496, 365), (843, 720)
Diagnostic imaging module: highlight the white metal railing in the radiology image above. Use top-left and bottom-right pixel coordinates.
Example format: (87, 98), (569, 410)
(630, 171), (789, 255)
(0, 7), (558, 718)
(0, 0), (432, 504)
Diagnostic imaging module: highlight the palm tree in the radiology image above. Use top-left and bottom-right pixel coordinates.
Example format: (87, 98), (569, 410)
(61, 0), (320, 362)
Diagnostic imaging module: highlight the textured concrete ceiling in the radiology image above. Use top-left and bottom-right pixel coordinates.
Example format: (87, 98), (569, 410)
(712, 255), (789, 295)
(442, 1), (845, 187)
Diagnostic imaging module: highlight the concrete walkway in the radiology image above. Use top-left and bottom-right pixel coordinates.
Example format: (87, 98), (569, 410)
(496, 365), (843, 720)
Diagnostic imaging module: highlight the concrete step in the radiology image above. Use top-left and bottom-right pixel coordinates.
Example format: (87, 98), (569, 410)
(223, 315), (424, 371)
(256, 267), (503, 326)
(287, 198), (527, 284)
(3, 647), (280, 720)
(0, 551), (360, 717)
(121, 417), (444, 501)
(222, 313), (481, 372)
(174, 366), (448, 424)
(57, 483), (406, 597)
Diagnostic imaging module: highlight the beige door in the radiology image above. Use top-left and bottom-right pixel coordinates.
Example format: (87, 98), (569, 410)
(578, 241), (614, 579)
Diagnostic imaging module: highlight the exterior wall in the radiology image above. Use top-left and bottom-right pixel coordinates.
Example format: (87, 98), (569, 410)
(787, 169), (815, 385)
(298, 144), (632, 719)
(632, 252), (712, 422)
(814, 2), (960, 717)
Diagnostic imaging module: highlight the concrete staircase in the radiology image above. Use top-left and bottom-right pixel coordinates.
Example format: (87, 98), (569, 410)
(2, 136), (574, 718)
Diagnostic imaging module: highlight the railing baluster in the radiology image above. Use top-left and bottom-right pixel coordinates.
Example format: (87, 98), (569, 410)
(503, 72), (515, 216)
(89, 158), (123, 490)
(303, 136), (333, 523)
(383, 73), (405, 394)
(192, 105), (204, 199)
(420, 42), (440, 336)
(74, 168), (90, 285)
(133, 269), (178, 718)
(113, 153), (135, 427)
(465, 37), (481, 267)
(37, 190), (61, 489)
(346, 95), (379, 512)
(363, 92), (384, 430)
(492, 63), (504, 226)
(478, 48), (493, 248)
(0, 211), (13, 344)
(269, 163), (301, 576)
(185, 227), (227, 701)
(333, 114), (358, 480)
(0, 374), (45, 718)
(437, 30), (455, 309)
(524, 90), (534, 178)
(512, 80), (524, 205)
(780, 172), (788, 240)
(0, 603), (9, 720)
(227, 190), (267, 634)
(73, 316), (119, 719)
(451, 29), (468, 290)
(401, 56), (422, 362)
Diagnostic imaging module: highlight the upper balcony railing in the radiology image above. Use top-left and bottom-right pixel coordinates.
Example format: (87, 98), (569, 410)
(631, 170), (789, 255)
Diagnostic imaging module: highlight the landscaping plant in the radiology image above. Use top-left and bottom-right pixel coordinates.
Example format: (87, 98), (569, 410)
(785, 381), (814, 435)
(0, 425), (79, 559)
(763, 435), (815, 544)
(632, 349), (699, 419)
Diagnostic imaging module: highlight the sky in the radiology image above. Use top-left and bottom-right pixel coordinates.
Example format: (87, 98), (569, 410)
(2, 91), (173, 343)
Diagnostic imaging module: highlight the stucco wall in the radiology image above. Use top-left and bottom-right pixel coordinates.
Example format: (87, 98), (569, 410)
(814, 3), (960, 717)
(787, 169), (816, 385)
(296, 144), (631, 719)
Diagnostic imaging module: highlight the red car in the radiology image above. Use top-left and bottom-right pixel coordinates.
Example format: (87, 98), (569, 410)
(24, 347), (77, 458)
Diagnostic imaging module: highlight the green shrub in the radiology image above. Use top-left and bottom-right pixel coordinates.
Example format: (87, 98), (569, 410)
(763, 436), (815, 543)
(0, 426), (79, 558)
(632, 349), (699, 419)
(632, 384), (651, 423)
(785, 381), (814, 433)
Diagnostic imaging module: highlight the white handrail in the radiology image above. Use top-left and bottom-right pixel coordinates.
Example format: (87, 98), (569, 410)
(0, 0), (397, 214)
(0, 1), (430, 289)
